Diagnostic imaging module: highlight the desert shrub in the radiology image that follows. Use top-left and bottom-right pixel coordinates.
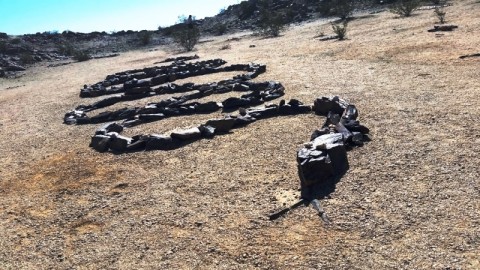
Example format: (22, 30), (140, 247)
(172, 19), (200, 52)
(57, 42), (76, 56)
(0, 32), (8, 39)
(73, 50), (91, 62)
(434, 7), (446, 23)
(390, 0), (421, 17)
(332, 22), (348, 40)
(214, 23), (228, 36)
(138, 31), (152, 46)
(238, 1), (257, 20)
(10, 38), (21, 44)
(20, 53), (35, 64)
(258, 12), (286, 37)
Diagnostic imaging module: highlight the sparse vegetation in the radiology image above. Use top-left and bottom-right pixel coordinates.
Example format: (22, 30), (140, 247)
(434, 7), (446, 24)
(20, 53), (35, 64)
(214, 23), (228, 36)
(138, 31), (152, 46)
(256, 0), (287, 37)
(331, 21), (348, 40)
(0, 40), (7, 53)
(390, 0), (421, 17)
(172, 17), (201, 52)
(72, 50), (91, 62)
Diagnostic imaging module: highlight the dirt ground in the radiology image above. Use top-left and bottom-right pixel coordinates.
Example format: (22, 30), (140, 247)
(1, 1), (479, 269)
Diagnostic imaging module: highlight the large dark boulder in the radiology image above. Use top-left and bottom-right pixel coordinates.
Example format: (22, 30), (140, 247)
(313, 96), (348, 116)
(145, 134), (179, 150)
(89, 135), (111, 152)
(171, 127), (202, 140)
(205, 118), (235, 133)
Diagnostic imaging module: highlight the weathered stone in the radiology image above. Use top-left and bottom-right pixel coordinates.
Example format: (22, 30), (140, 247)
(95, 122), (124, 135)
(205, 118), (235, 133)
(145, 134), (178, 150)
(138, 113), (165, 121)
(233, 114), (257, 127)
(92, 95), (122, 109)
(199, 125), (216, 138)
(343, 119), (370, 134)
(223, 97), (252, 109)
(89, 135), (111, 152)
(125, 86), (151, 95)
(247, 107), (278, 119)
(313, 96), (348, 116)
(151, 74), (168, 85)
(233, 83), (249, 92)
(171, 127), (202, 140)
(195, 101), (221, 113)
(109, 134), (132, 152)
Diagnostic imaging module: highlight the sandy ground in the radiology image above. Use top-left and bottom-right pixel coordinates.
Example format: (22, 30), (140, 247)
(1, 1), (479, 269)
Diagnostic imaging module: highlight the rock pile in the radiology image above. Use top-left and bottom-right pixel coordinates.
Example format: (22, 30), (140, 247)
(298, 96), (369, 200)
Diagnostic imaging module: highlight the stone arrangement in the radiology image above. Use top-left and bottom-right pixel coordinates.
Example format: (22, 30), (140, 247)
(64, 56), (370, 201)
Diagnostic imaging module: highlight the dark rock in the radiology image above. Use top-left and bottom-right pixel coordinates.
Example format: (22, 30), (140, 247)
(125, 86), (151, 95)
(233, 114), (257, 127)
(138, 113), (165, 121)
(95, 122), (124, 135)
(151, 74), (168, 85)
(310, 128), (330, 141)
(109, 134), (132, 152)
(145, 134), (179, 150)
(247, 107), (278, 119)
(428, 24), (458, 32)
(199, 125), (216, 138)
(92, 95), (122, 109)
(5, 65), (26, 72)
(89, 135), (111, 152)
(313, 96), (348, 116)
(343, 119), (370, 134)
(223, 97), (252, 109)
(205, 118), (235, 133)
(342, 105), (358, 121)
(233, 83), (249, 92)
(171, 127), (202, 140)
(195, 101), (221, 113)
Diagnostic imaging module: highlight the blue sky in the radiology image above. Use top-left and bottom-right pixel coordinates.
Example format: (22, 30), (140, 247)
(0, 0), (243, 35)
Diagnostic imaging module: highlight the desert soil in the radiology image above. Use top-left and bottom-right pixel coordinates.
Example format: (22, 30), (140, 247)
(0, 1), (479, 269)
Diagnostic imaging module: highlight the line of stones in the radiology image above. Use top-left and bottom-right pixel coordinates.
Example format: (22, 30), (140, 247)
(89, 96), (369, 158)
(64, 60), (284, 126)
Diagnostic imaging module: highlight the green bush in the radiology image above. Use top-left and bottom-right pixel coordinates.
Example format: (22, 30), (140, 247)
(214, 23), (228, 36)
(390, 0), (421, 17)
(434, 7), (446, 24)
(173, 24), (200, 52)
(73, 50), (91, 62)
(258, 12), (286, 37)
(332, 22), (348, 40)
(138, 31), (152, 46)
(20, 53), (35, 64)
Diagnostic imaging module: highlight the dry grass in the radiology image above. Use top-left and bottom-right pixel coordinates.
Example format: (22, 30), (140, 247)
(1, 1), (479, 269)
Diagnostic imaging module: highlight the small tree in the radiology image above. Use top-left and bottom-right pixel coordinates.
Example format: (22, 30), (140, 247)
(331, 22), (348, 40)
(258, 12), (286, 37)
(434, 7), (446, 24)
(173, 16), (200, 51)
(138, 31), (152, 46)
(390, 0), (421, 17)
(257, 0), (286, 37)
